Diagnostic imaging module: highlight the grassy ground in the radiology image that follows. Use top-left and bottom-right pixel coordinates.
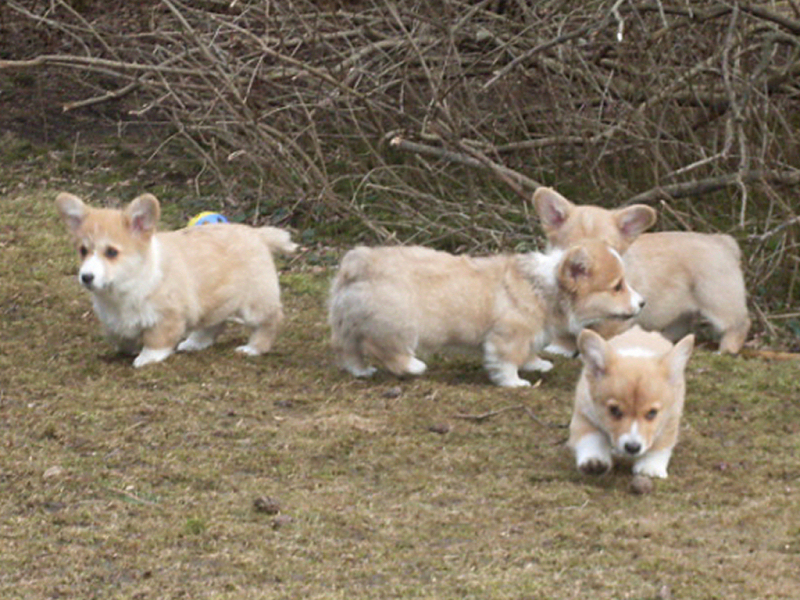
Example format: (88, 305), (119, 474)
(1, 188), (799, 600)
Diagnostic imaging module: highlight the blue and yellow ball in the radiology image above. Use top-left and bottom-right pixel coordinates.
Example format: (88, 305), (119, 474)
(188, 211), (228, 227)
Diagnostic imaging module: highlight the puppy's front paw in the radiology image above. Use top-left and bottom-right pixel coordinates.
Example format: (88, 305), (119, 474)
(346, 365), (377, 378)
(486, 362), (530, 387)
(633, 464), (668, 479)
(573, 432), (612, 475)
(490, 372), (531, 387)
(133, 347), (173, 368)
(405, 357), (427, 376)
(521, 357), (554, 372)
(235, 344), (262, 356)
(544, 342), (577, 357)
(578, 457), (611, 476)
(632, 449), (671, 479)
(178, 335), (213, 352)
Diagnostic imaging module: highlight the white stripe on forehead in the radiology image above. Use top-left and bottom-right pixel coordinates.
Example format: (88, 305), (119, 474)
(616, 347), (659, 358)
(609, 246), (624, 266)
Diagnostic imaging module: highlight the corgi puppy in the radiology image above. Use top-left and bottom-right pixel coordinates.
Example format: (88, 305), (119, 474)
(55, 192), (297, 367)
(569, 326), (694, 479)
(533, 187), (750, 354)
(329, 241), (645, 387)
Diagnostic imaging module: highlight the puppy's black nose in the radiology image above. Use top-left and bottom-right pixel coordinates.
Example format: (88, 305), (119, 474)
(624, 441), (642, 455)
(81, 273), (94, 287)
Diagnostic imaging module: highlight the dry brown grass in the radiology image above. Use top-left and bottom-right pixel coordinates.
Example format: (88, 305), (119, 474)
(2, 188), (799, 600)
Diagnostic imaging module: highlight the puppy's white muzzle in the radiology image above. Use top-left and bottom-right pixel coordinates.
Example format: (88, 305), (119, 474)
(78, 254), (107, 292)
(617, 422), (647, 457)
(629, 287), (645, 315)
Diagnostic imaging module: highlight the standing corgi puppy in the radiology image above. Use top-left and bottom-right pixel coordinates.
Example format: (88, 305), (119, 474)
(533, 187), (750, 353)
(534, 187), (657, 254)
(329, 241), (645, 387)
(569, 326), (694, 478)
(56, 192), (297, 367)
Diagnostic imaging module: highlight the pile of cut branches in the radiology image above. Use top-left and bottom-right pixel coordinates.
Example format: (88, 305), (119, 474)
(2, 0), (799, 342)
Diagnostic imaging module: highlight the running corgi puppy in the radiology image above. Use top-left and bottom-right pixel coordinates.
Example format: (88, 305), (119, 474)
(569, 326), (694, 478)
(533, 187), (750, 353)
(329, 241), (644, 387)
(55, 192), (297, 367)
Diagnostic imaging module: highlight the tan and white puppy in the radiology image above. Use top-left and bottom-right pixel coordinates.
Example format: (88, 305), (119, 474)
(56, 192), (297, 367)
(569, 326), (694, 478)
(328, 241), (645, 387)
(533, 187), (750, 354)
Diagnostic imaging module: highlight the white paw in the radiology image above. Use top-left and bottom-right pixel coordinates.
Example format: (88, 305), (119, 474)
(484, 354), (528, 387)
(543, 343), (577, 357)
(574, 432), (613, 475)
(345, 364), (377, 378)
(494, 375), (531, 388)
(633, 449), (672, 479)
(633, 464), (668, 479)
(522, 357), (554, 372)
(177, 334), (213, 352)
(133, 347), (173, 368)
(506, 378), (532, 388)
(405, 357), (427, 375)
(235, 344), (262, 356)
(578, 457), (611, 476)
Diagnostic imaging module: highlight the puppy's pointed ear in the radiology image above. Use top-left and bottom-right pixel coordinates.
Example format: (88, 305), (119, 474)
(125, 194), (160, 237)
(578, 329), (611, 379)
(662, 334), (694, 386)
(533, 187), (573, 232)
(614, 204), (657, 245)
(55, 192), (88, 235)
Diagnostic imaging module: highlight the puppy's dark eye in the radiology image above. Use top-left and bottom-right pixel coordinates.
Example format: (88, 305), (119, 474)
(104, 247), (119, 259)
(608, 405), (623, 419)
(613, 279), (624, 293)
(79, 245), (89, 258)
(645, 409), (658, 421)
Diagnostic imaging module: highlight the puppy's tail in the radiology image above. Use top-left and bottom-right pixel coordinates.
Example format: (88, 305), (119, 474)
(330, 246), (372, 294)
(714, 234), (743, 263)
(259, 227), (298, 256)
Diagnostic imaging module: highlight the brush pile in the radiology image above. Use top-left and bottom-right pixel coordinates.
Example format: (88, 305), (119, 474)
(2, 0), (799, 344)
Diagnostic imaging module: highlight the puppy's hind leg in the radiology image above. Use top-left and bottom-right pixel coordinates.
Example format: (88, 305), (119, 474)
(521, 355), (554, 373)
(334, 335), (377, 378)
(383, 353), (427, 377)
(697, 285), (750, 354)
(237, 308), (282, 356)
(178, 323), (225, 352)
(362, 326), (428, 377)
(714, 316), (750, 354)
(483, 339), (530, 387)
(365, 336), (426, 378)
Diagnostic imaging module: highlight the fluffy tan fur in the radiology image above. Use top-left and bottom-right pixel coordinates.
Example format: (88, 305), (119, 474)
(329, 241), (644, 387)
(533, 187), (750, 353)
(55, 192), (297, 367)
(568, 326), (694, 478)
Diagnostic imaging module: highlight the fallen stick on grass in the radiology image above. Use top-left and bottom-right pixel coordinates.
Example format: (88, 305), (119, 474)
(740, 348), (800, 361)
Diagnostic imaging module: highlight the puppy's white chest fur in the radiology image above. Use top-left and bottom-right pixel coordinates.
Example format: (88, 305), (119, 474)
(92, 291), (160, 339)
